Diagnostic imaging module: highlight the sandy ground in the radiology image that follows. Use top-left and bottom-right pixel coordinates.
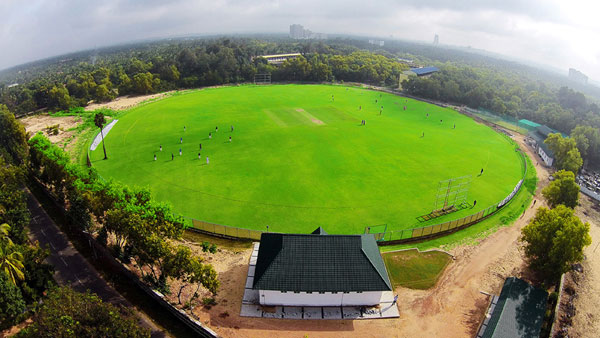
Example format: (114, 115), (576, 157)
(85, 92), (173, 111)
(149, 133), (551, 338)
(558, 195), (600, 338)
(19, 114), (82, 145)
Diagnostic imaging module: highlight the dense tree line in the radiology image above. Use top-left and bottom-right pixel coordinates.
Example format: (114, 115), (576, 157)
(402, 66), (600, 166)
(0, 38), (407, 113)
(28, 132), (219, 297)
(0, 105), (54, 329)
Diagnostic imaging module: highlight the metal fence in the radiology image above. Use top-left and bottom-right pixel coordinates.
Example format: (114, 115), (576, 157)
(190, 219), (264, 241)
(187, 147), (529, 244)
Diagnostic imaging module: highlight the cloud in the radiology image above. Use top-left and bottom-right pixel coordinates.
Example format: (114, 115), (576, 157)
(0, 0), (599, 81)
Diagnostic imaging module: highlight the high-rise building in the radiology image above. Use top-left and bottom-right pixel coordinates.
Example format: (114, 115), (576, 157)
(433, 34), (439, 45)
(289, 24), (327, 40)
(290, 24), (305, 39)
(568, 68), (588, 84)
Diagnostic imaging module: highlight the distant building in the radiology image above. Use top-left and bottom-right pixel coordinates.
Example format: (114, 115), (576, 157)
(252, 227), (393, 307)
(289, 24), (327, 40)
(476, 277), (548, 338)
(399, 66), (440, 88)
(369, 39), (385, 47)
(290, 24), (304, 39)
(527, 125), (559, 167)
(569, 68), (588, 84)
(256, 53), (302, 65)
(433, 34), (439, 45)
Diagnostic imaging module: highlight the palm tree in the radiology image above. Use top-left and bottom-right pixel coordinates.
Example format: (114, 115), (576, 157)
(0, 223), (13, 246)
(94, 112), (108, 160)
(0, 244), (24, 285)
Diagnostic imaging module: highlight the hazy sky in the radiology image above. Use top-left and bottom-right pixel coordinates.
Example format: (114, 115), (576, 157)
(1, 0), (599, 81)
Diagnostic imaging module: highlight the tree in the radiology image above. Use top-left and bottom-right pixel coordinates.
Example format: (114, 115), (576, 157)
(521, 205), (591, 280)
(17, 286), (150, 338)
(0, 224), (12, 246)
(571, 125), (600, 166)
(0, 104), (29, 166)
(542, 170), (580, 208)
(0, 243), (25, 285)
(0, 271), (26, 329)
(47, 85), (72, 110)
(94, 112), (108, 160)
(545, 133), (583, 173)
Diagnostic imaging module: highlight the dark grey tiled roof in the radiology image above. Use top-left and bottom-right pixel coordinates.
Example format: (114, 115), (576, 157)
(481, 277), (548, 338)
(252, 229), (392, 292)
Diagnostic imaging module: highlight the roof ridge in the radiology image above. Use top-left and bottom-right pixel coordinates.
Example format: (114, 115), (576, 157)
(252, 235), (284, 288)
(360, 236), (392, 290)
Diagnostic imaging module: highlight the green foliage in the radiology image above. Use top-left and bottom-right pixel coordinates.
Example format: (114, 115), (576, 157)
(542, 170), (580, 208)
(17, 245), (54, 304)
(17, 286), (150, 338)
(382, 249), (452, 290)
(0, 242), (25, 285)
(0, 271), (26, 329)
(0, 104), (29, 166)
(29, 133), (218, 296)
(48, 85), (72, 110)
(521, 205), (591, 280)
(545, 133), (583, 173)
(571, 125), (600, 165)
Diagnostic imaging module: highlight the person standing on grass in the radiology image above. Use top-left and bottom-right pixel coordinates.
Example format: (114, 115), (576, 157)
(229, 136), (232, 142)
(198, 153), (201, 160)
(160, 145), (162, 151)
(473, 200), (477, 208)
(199, 143), (202, 150)
(180, 137), (183, 144)
(184, 126), (186, 132)
(171, 153), (174, 160)
(215, 126), (218, 132)
(422, 132), (424, 137)
(206, 156), (209, 165)
(154, 154), (157, 161)
(359, 105), (362, 110)
(179, 148), (182, 156)
(231, 125), (234, 132)
(453, 124), (456, 129)
(209, 132), (212, 139)
(480, 168), (484, 175)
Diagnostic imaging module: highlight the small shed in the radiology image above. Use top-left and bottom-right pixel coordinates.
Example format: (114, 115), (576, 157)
(477, 277), (548, 338)
(252, 228), (392, 307)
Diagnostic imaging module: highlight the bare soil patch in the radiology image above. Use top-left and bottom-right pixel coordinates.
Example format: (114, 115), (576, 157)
(85, 92), (173, 111)
(296, 108), (325, 125)
(20, 114), (82, 146)
(557, 195), (600, 338)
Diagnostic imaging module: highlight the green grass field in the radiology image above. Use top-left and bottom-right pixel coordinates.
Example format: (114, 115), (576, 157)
(89, 84), (523, 234)
(382, 249), (452, 289)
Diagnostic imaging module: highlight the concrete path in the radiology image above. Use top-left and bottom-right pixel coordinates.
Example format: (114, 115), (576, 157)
(25, 189), (167, 337)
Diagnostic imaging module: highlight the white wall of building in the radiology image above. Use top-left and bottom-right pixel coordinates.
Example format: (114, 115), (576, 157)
(258, 290), (384, 306)
(538, 147), (554, 167)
